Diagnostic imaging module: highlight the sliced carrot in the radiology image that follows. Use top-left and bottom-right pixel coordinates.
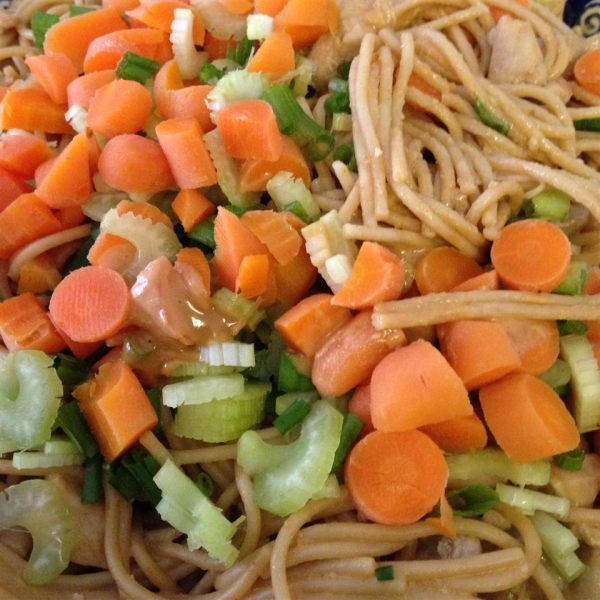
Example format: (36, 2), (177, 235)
(331, 241), (405, 310)
(220, 0), (253, 15)
(174, 246), (211, 299)
(77, 361), (158, 462)
(438, 319), (522, 390)
(0, 135), (54, 180)
(214, 99), (283, 161)
(488, 0), (529, 24)
(348, 383), (375, 439)
(67, 70), (116, 110)
(425, 493), (457, 539)
(247, 31), (295, 80)
(370, 339), (473, 432)
(274, 292), (351, 359)
(0, 166), (33, 212)
(0, 292), (66, 353)
(52, 319), (104, 360)
(420, 413), (488, 454)
(102, 0), (141, 13)
(116, 199), (173, 229)
(452, 269), (499, 292)
(25, 53), (79, 105)
(415, 245), (483, 295)
(479, 372), (580, 463)
(16, 252), (62, 295)
(1, 87), (73, 134)
(35, 132), (92, 209)
(97, 134), (175, 193)
(584, 266), (600, 295)
(498, 318), (560, 376)
(241, 209), (302, 266)
(274, 242), (318, 306)
(49, 265), (131, 343)
(238, 135), (310, 192)
(44, 7), (128, 72)
(255, 0), (288, 17)
(345, 429), (448, 525)
(312, 310), (407, 397)
(54, 206), (88, 230)
(235, 253), (275, 303)
(0, 192), (63, 259)
(172, 188), (216, 232)
(87, 231), (137, 273)
(490, 218), (571, 293)
(586, 319), (600, 344)
(155, 117), (217, 189)
(273, 0), (338, 49)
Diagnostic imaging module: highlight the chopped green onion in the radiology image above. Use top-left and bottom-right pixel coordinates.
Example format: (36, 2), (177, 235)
(375, 565), (395, 581)
(196, 472), (215, 497)
(574, 118), (600, 132)
(121, 449), (162, 506)
(56, 401), (100, 459)
(146, 387), (162, 434)
(554, 448), (585, 472)
(81, 453), (103, 504)
(31, 11), (59, 49)
(283, 200), (311, 224)
(275, 391), (320, 415)
(200, 63), (224, 84)
(263, 83), (335, 161)
(69, 5), (96, 16)
(189, 215), (217, 248)
(243, 348), (272, 382)
(558, 320), (588, 336)
(278, 352), (315, 393)
(104, 461), (141, 502)
(474, 96), (510, 135)
(338, 62), (351, 80)
(330, 413), (364, 474)
(211, 287), (265, 332)
(226, 35), (254, 66)
(274, 398), (312, 434)
(324, 91), (351, 115)
(53, 353), (90, 386)
(333, 143), (358, 172)
(524, 190), (570, 221)
(115, 52), (161, 85)
(446, 484), (499, 517)
(554, 262), (590, 296)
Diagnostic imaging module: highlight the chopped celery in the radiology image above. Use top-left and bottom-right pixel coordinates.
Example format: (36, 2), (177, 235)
(168, 362), (237, 378)
(237, 400), (343, 516)
(546, 548), (586, 583)
(446, 448), (551, 487)
(553, 262), (590, 296)
(539, 359), (571, 396)
(212, 287), (266, 332)
(162, 373), (246, 408)
(495, 483), (570, 518)
(13, 448), (85, 470)
(0, 479), (77, 584)
(200, 342), (255, 368)
(81, 190), (128, 222)
(170, 8), (208, 79)
(154, 460), (239, 566)
(246, 14), (274, 40)
(0, 350), (63, 454)
(64, 104), (88, 134)
(473, 96), (510, 135)
(172, 381), (270, 442)
(206, 69), (269, 114)
(560, 334), (600, 433)
(311, 473), (341, 500)
(524, 190), (570, 221)
(291, 55), (316, 97)
(266, 171), (320, 223)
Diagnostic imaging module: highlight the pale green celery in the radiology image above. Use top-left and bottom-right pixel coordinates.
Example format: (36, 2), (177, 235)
(162, 373), (245, 408)
(495, 483), (570, 518)
(81, 190), (128, 221)
(446, 448), (551, 487)
(171, 8), (208, 79)
(203, 129), (261, 209)
(559, 334), (600, 433)
(154, 460), (239, 566)
(237, 400), (343, 516)
(311, 473), (341, 500)
(0, 479), (77, 584)
(246, 13), (273, 40)
(267, 171), (320, 222)
(172, 381), (270, 442)
(13, 435), (85, 470)
(168, 363), (237, 378)
(200, 342), (255, 368)
(206, 70), (269, 114)
(100, 208), (182, 283)
(291, 56), (317, 97)
(539, 359), (571, 393)
(0, 350), (63, 454)
(211, 288), (265, 333)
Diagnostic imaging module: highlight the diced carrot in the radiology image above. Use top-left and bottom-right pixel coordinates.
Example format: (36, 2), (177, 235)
(35, 132), (92, 209)
(235, 253), (275, 302)
(87, 231), (137, 273)
(77, 361), (158, 462)
(155, 117), (217, 189)
(438, 319), (522, 390)
(1, 87), (73, 134)
(214, 99), (283, 161)
(348, 382), (375, 439)
(238, 135), (310, 192)
(25, 53), (79, 105)
(241, 209), (302, 266)
(174, 246), (211, 300)
(370, 339), (473, 432)
(16, 252), (62, 295)
(0, 292), (67, 353)
(488, 0), (529, 24)
(452, 269), (499, 292)
(52, 319), (105, 360)
(247, 31), (295, 80)
(490, 218), (571, 293)
(103, 0), (141, 13)
(312, 310), (407, 397)
(345, 429), (448, 525)
(498, 318), (560, 376)
(274, 242), (318, 306)
(274, 292), (351, 359)
(202, 32), (234, 60)
(0, 166), (33, 212)
(97, 134), (175, 193)
(479, 372), (580, 463)
(0, 193), (63, 259)
(0, 135), (54, 180)
(83, 27), (167, 73)
(172, 188), (216, 232)
(273, 0), (338, 49)
(586, 319), (600, 343)
(54, 206), (88, 230)
(67, 70), (117, 110)
(49, 265), (131, 343)
(116, 199), (173, 229)
(584, 266), (600, 295)
(255, 0), (288, 16)
(415, 245), (483, 295)
(87, 78), (153, 138)
(44, 7), (128, 73)
(331, 241), (405, 309)
(220, 0), (253, 14)
(420, 413), (488, 454)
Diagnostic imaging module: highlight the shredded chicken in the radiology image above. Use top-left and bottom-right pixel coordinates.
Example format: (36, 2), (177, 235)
(437, 535), (482, 559)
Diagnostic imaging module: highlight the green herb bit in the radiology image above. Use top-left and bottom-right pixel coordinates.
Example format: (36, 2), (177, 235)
(474, 96), (510, 135)
(283, 200), (311, 224)
(31, 11), (59, 49)
(333, 142), (358, 172)
(116, 52), (161, 85)
(274, 398), (312, 434)
(446, 484), (499, 517)
(81, 453), (103, 504)
(554, 448), (585, 472)
(324, 91), (351, 115)
(103, 460), (142, 502)
(121, 448), (162, 506)
(189, 215), (217, 249)
(338, 62), (351, 80)
(375, 565), (395, 581)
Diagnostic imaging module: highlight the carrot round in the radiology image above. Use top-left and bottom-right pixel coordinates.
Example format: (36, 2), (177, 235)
(420, 413), (488, 454)
(67, 70), (116, 110)
(490, 218), (571, 292)
(575, 48), (600, 95)
(370, 339), (473, 432)
(49, 265), (131, 343)
(415, 245), (483, 295)
(344, 429), (448, 525)
(97, 134), (175, 193)
(479, 372), (580, 463)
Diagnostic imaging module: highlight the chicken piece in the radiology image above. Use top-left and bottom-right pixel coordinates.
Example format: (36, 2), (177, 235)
(548, 453), (600, 507)
(487, 16), (547, 85)
(437, 535), (482, 559)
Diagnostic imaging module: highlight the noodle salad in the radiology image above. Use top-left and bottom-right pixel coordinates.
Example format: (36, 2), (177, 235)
(2, 0), (600, 597)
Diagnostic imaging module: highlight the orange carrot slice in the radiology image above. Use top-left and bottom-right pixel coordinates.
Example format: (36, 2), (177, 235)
(67, 70), (116, 110)
(452, 269), (499, 292)
(488, 0), (529, 24)
(172, 188), (216, 232)
(0, 166), (33, 212)
(235, 253), (274, 301)
(247, 31), (295, 80)
(420, 413), (488, 454)
(273, 0), (338, 49)
(0, 135), (54, 180)
(25, 53), (79, 105)
(87, 231), (137, 273)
